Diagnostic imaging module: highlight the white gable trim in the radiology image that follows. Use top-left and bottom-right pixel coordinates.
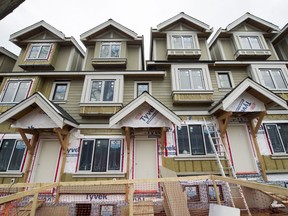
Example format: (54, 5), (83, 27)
(109, 92), (182, 127)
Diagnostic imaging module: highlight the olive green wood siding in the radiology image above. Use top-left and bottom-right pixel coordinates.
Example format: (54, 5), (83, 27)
(265, 40), (279, 60)
(62, 173), (127, 182)
(83, 46), (95, 70)
(221, 39), (235, 60)
(275, 40), (288, 60)
(127, 46), (141, 70)
(198, 39), (210, 60)
(54, 45), (72, 70)
(0, 55), (16, 72)
(12, 49), (26, 71)
(0, 177), (24, 184)
(262, 156), (288, 173)
(152, 38), (166, 60)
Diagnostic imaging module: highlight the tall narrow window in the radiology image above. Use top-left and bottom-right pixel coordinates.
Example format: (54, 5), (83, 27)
(265, 123), (288, 154)
(0, 80), (32, 103)
(51, 82), (70, 101)
(217, 72), (232, 88)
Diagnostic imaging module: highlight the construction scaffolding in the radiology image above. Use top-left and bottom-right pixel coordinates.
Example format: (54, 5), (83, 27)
(0, 175), (287, 216)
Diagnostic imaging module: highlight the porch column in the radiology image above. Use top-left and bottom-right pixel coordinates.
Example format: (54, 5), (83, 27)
(125, 127), (131, 201)
(161, 127), (166, 167)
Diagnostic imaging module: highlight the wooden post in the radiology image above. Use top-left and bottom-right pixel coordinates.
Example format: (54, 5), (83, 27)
(213, 180), (221, 205)
(125, 127), (131, 202)
(128, 183), (134, 216)
(30, 191), (39, 216)
(161, 127), (166, 167)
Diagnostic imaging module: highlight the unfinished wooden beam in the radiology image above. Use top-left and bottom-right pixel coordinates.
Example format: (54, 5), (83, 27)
(17, 128), (33, 152)
(248, 111), (266, 134)
(30, 191), (39, 216)
(128, 183), (134, 216)
(54, 128), (68, 151)
(217, 111), (232, 136)
(213, 180), (221, 205)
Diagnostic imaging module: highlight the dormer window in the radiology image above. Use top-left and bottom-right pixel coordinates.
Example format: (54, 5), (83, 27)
(172, 35), (195, 49)
(27, 43), (52, 60)
(100, 42), (120, 58)
(239, 36), (262, 49)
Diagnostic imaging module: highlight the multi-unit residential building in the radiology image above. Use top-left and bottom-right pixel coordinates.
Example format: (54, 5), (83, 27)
(0, 12), (287, 215)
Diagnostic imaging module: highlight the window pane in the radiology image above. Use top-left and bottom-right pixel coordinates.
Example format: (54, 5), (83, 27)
(28, 46), (40, 59)
(111, 44), (120, 57)
(179, 70), (192, 89)
(240, 37), (250, 49)
(191, 70), (205, 90)
(0, 140), (15, 171)
(1, 81), (18, 102)
(172, 36), (182, 49)
(38, 45), (50, 59)
(183, 36), (193, 49)
(90, 81), (102, 101)
(218, 73), (232, 88)
(189, 125), (205, 155)
(52, 83), (68, 100)
(266, 124), (285, 153)
(261, 70), (275, 89)
(108, 140), (121, 171)
(14, 81), (31, 102)
(92, 139), (109, 172)
(79, 140), (94, 171)
(8, 140), (26, 171)
(103, 81), (114, 101)
(137, 83), (149, 96)
(203, 126), (214, 154)
(177, 126), (190, 154)
(100, 44), (110, 57)
(249, 37), (261, 49)
(272, 70), (287, 89)
(277, 124), (288, 153)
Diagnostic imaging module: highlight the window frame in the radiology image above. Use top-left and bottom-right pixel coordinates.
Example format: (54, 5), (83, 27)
(26, 43), (52, 60)
(134, 81), (152, 97)
(99, 204), (115, 216)
(259, 69), (288, 90)
(207, 185), (224, 202)
(100, 42), (121, 58)
(0, 139), (26, 173)
(77, 138), (124, 174)
(215, 71), (234, 89)
(233, 33), (268, 50)
(183, 185), (200, 202)
(80, 75), (123, 104)
(171, 64), (212, 92)
(264, 123), (288, 154)
(0, 79), (32, 103)
(49, 81), (70, 102)
(167, 32), (199, 50)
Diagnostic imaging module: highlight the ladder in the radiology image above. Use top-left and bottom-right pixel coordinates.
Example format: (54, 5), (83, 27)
(203, 118), (251, 216)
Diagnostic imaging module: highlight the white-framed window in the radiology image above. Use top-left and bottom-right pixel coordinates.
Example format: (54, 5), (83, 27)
(50, 81), (70, 102)
(171, 64), (212, 91)
(27, 43), (52, 60)
(0, 139), (26, 172)
(134, 81), (152, 97)
(264, 123), (288, 154)
(176, 124), (214, 156)
(233, 33), (267, 50)
(100, 42), (120, 58)
(81, 75), (123, 104)
(0, 80), (32, 103)
(216, 71), (234, 89)
(168, 33), (199, 50)
(78, 139), (123, 173)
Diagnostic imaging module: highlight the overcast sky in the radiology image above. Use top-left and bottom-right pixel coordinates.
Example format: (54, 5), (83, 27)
(1, 0), (288, 60)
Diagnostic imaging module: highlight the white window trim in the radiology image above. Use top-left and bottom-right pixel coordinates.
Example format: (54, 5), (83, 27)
(99, 42), (121, 58)
(215, 71), (234, 89)
(167, 31), (200, 50)
(26, 43), (53, 60)
(171, 64), (212, 91)
(249, 64), (288, 91)
(134, 81), (152, 98)
(80, 75), (123, 104)
(49, 81), (70, 102)
(233, 32), (268, 50)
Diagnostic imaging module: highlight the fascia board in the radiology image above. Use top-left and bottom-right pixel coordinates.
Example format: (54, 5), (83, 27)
(0, 47), (17, 60)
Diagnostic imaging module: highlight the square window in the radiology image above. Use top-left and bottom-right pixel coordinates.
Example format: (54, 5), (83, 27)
(78, 139), (123, 173)
(216, 72), (233, 89)
(207, 185), (224, 202)
(184, 185), (200, 202)
(179, 69), (205, 90)
(89, 80), (115, 102)
(100, 42), (120, 58)
(76, 203), (91, 216)
(27, 44), (52, 60)
(0, 80), (32, 103)
(50, 81), (70, 101)
(135, 81), (151, 97)
(100, 204), (114, 216)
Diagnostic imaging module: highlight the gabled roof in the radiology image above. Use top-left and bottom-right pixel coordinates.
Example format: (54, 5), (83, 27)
(0, 92), (78, 128)
(209, 78), (288, 114)
(0, 47), (17, 60)
(109, 92), (182, 127)
(226, 12), (280, 32)
(157, 12), (212, 33)
(80, 19), (138, 41)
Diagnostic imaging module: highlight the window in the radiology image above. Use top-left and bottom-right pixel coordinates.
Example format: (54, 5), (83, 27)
(207, 185), (224, 201)
(89, 80), (115, 102)
(184, 185), (200, 202)
(260, 69), (288, 90)
(0, 80), (32, 103)
(135, 81), (151, 97)
(100, 42), (120, 58)
(100, 205), (114, 216)
(27, 44), (52, 60)
(179, 69), (205, 90)
(172, 35), (195, 49)
(176, 125), (214, 156)
(216, 72), (233, 89)
(0, 139), (26, 172)
(264, 123), (288, 154)
(50, 81), (70, 101)
(76, 204), (91, 216)
(78, 139), (123, 173)
(239, 36), (262, 49)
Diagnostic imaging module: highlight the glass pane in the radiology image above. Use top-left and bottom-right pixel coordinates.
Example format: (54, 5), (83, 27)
(203, 126), (214, 154)
(189, 125), (205, 155)
(79, 140), (94, 171)
(177, 126), (190, 154)
(100, 44), (110, 57)
(111, 44), (120, 57)
(1, 81), (18, 102)
(266, 124), (285, 153)
(100, 205), (114, 216)
(90, 81), (102, 101)
(191, 69), (205, 90)
(38, 45), (50, 59)
(172, 36), (182, 49)
(14, 81), (31, 102)
(0, 139), (15, 171)
(103, 81), (114, 101)
(218, 73), (232, 88)
(261, 70), (275, 89)
(108, 140), (121, 171)
(179, 70), (192, 89)
(28, 46), (40, 59)
(52, 83), (68, 100)
(92, 139), (109, 172)
(277, 124), (288, 153)
(272, 70), (287, 89)
(183, 36), (193, 49)
(8, 140), (26, 171)
(239, 37), (250, 49)
(249, 37), (262, 49)
(137, 83), (149, 96)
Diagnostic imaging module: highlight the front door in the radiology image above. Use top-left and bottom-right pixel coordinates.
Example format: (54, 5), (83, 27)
(32, 139), (61, 182)
(227, 125), (258, 174)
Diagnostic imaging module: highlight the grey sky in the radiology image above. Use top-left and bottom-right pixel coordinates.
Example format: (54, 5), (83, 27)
(1, 0), (288, 59)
